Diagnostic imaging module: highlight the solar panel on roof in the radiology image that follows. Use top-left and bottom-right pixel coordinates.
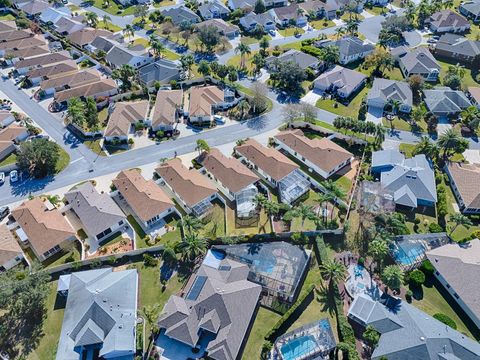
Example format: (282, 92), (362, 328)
(186, 276), (207, 301)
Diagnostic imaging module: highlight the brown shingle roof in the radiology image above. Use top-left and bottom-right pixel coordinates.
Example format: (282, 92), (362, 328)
(5, 44), (50, 60)
(152, 89), (183, 128)
(11, 198), (76, 258)
(0, 28), (33, 42)
(0, 35), (46, 51)
(155, 158), (217, 207)
(113, 169), (174, 222)
(54, 78), (117, 103)
(104, 101), (149, 137)
(26, 59), (77, 80)
(189, 86), (223, 117)
(274, 129), (352, 175)
(234, 138), (298, 182)
(68, 28), (113, 47)
(0, 224), (22, 267)
(201, 148), (259, 193)
(14, 50), (71, 70)
(0, 124), (27, 143)
(0, 20), (17, 32)
(40, 68), (101, 91)
(447, 162), (480, 209)
(468, 87), (480, 104)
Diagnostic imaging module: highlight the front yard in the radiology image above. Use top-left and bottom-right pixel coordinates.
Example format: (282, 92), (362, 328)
(277, 27), (305, 37)
(315, 87), (369, 118)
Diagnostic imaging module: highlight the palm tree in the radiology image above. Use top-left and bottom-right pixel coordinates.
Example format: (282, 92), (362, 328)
(250, 52), (265, 79)
(293, 203), (316, 228)
(368, 239), (389, 273)
(180, 54), (195, 79)
(437, 128), (466, 160)
(142, 304), (160, 337)
(198, 60), (210, 82)
(390, 99), (402, 115)
(447, 63), (466, 79)
(322, 180), (345, 220)
(235, 43), (251, 69)
(237, 99), (251, 119)
(85, 12), (98, 28)
(461, 106), (480, 132)
(411, 106), (427, 125)
(449, 213), (473, 236)
(178, 215), (204, 236)
(123, 24), (135, 42)
(374, 124), (386, 147)
(320, 45), (340, 67)
(345, 17), (359, 36)
(254, 193), (267, 209)
(196, 139), (210, 155)
(381, 265), (404, 293)
(321, 260), (346, 291)
(102, 15), (111, 30)
(259, 36), (270, 55)
(334, 26), (346, 39)
(177, 232), (208, 261)
(413, 136), (439, 160)
(149, 35), (165, 59)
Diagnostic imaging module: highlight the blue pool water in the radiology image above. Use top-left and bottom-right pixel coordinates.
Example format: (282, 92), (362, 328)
(280, 335), (317, 360)
(391, 243), (426, 265)
(253, 257), (276, 273)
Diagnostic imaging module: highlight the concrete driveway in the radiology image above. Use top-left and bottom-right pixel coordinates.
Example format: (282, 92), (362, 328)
(367, 106), (384, 125)
(301, 90), (324, 105)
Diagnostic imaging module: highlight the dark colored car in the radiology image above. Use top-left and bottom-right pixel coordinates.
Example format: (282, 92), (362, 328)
(0, 206), (9, 221)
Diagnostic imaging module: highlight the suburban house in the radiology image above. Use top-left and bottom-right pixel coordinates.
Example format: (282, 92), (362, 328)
(25, 60), (78, 86)
(188, 86), (225, 124)
(64, 182), (127, 243)
(0, 28), (34, 43)
(196, 19), (240, 38)
(10, 198), (77, 262)
(460, 0), (480, 22)
(138, 59), (181, 88)
(348, 293), (480, 359)
(428, 9), (470, 33)
(313, 65), (367, 99)
(0, 35), (47, 57)
(398, 47), (441, 81)
(39, 6), (70, 25)
(367, 78), (413, 114)
(0, 124), (29, 143)
(18, 0), (49, 17)
(40, 69), (102, 96)
(423, 88), (472, 116)
(161, 6), (201, 26)
(105, 44), (153, 69)
(445, 162), (480, 214)
(67, 28), (113, 48)
(14, 51), (72, 75)
(157, 250), (262, 360)
(56, 268), (138, 360)
(434, 33), (480, 64)
(53, 78), (118, 106)
(229, 0), (287, 10)
(155, 158), (218, 217)
(54, 16), (85, 35)
(0, 224), (24, 271)
(234, 139), (311, 204)
(316, 36), (374, 65)
(199, 0), (231, 19)
(4, 45), (50, 65)
(426, 239), (480, 330)
(265, 49), (321, 71)
(299, 0), (338, 20)
(274, 129), (353, 179)
(0, 111), (15, 128)
(200, 148), (260, 217)
(112, 169), (178, 232)
(239, 12), (276, 33)
(151, 89), (183, 132)
(104, 101), (150, 142)
(269, 4), (308, 27)
(468, 86), (480, 108)
(88, 36), (116, 54)
(371, 149), (437, 208)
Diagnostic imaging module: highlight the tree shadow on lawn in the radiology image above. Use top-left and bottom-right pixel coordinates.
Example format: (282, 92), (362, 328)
(315, 285), (338, 318)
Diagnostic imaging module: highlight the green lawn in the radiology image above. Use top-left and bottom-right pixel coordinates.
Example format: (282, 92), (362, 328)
(97, 21), (122, 32)
(310, 19), (335, 30)
(0, 12), (14, 20)
(127, 215), (147, 248)
(364, 6), (387, 16)
(241, 34), (271, 45)
(382, 116), (429, 133)
(199, 202), (226, 239)
(43, 241), (82, 269)
(162, 49), (180, 61)
(236, 84), (273, 113)
(0, 152), (16, 167)
(93, 0), (125, 15)
(277, 27), (305, 37)
(438, 59), (480, 89)
(399, 143), (416, 157)
(280, 40), (303, 51)
(242, 307), (281, 360)
(340, 13), (365, 21)
(153, 0), (176, 7)
(67, 4), (81, 11)
(26, 281), (64, 360)
(84, 139), (107, 156)
(315, 87), (369, 118)
(98, 231), (125, 251)
(225, 202), (272, 235)
(55, 147), (70, 174)
(227, 51), (258, 72)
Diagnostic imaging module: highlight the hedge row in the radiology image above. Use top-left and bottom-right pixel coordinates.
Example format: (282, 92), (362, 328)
(315, 236), (329, 265)
(300, 45), (323, 58)
(433, 313), (457, 330)
(264, 284), (315, 342)
(333, 284), (359, 360)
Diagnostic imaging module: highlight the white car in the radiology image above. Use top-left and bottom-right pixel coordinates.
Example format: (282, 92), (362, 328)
(0, 172), (4, 184)
(9, 170), (18, 183)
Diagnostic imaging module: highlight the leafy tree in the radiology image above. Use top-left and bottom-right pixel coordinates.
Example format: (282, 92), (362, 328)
(235, 43), (252, 69)
(176, 232), (208, 261)
(363, 325), (380, 348)
(460, 106), (480, 132)
(197, 25), (221, 53)
(237, 99), (251, 119)
(269, 60), (306, 94)
(17, 139), (61, 178)
(196, 139), (210, 155)
(433, 313), (457, 329)
(85, 97), (98, 130)
(254, 0), (266, 13)
(408, 74), (424, 100)
(364, 48), (394, 77)
(67, 97), (85, 126)
(321, 260), (347, 291)
(162, 245), (177, 265)
(409, 269), (426, 287)
(228, 66), (238, 82)
(134, 4), (148, 24)
(249, 82), (268, 114)
(250, 52), (265, 78)
(381, 265), (404, 292)
(449, 213), (472, 235)
(198, 60), (210, 81)
(111, 64), (137, 90)
(368, 239), (389, 272)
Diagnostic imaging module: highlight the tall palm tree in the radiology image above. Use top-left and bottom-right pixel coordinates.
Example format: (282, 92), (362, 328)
(321, 260), (346, 291)
(323, 180), (346, 220)
(237, 99), (251, 119)
(368, 239), (389, 273)
(102, 15), (111, 30)
(149, 35), (165, 59)
(85, 12), (98, 28)
(437, 128), (466, 160)
(176, 232), (208, 261)
(180, 54), (195, 79)
(411, 106), (427, 125)
(259, 36), (270, 55)
(390, 99), (402, 115)
(123, 24), (135, 42)
(235, 43), (251, 69)
(449, 213), (472, 235)
(381, 265), (404, 293)
(320, 45), (340, 67)
(334, 26), (346, 39)
(250, 52), (265, 79)
(413, 136), (439, 160)
(461, 106), (480, 132)
(293, 203), (316, 228)
(178, 215), (204, 236)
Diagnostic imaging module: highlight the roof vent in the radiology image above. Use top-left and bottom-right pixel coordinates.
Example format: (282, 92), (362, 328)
(420, 336), (425, 341)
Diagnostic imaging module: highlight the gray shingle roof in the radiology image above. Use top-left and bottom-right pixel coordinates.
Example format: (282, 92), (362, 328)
(348, 293), (480, 360)
(56, 268), (138, 360)
(399, 47), (440, 75)
(64, 182), (125, 238)
(265, 49), (320, 70)
(240, 12), (275, 28)
(105, 44), (149, 68)
(319, 36), (374, 57)
(158, 250), (262, 360)
(368, 78), (413, 108)
(436, 33), (480, 58)
(91, 36), (115, 53)
(461, 0), (480, 16)
(423, 88), (472, 114)
(199, 0), (230, 19)
(313, 65), (367, 96)
(138, 59), (180, 87)
(161, 6), (200, 25)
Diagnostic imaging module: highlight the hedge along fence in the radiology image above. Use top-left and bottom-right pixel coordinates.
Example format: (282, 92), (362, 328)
(314, 236), (329, 265)
(264, 284), (315, 342)
(333, 284), (359, 360)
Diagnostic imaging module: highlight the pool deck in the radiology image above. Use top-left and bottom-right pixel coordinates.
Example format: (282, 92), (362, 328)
(345, 264), (382, 300)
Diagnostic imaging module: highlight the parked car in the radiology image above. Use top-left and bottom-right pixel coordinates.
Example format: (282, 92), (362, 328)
(269, 29), (276, 36)
(9, 170), (18, 183)
(0, 172), (4, 184)
(0, 206), (9, 221)
(427, 38), (437, 43)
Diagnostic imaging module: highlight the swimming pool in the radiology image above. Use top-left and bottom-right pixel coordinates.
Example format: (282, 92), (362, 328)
(253, 256), (276, 274)
(391, 242), (426, 265)
(280, 335), (317, 360)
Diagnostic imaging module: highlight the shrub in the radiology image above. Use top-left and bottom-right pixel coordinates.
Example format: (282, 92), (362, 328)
(420, 259), (435, 275)
(406, 289), (413, 302)
(358, 257), (365, 266)
(300, 45), (323, 57)
(315, 236), (329, 264)
(156, 130), (165, 139)
(433, 313), (457, 330)
(428, 222), (444, 233)
(470, 229), (480, 239)
(409, 269), (426, 287)
(143, 253), (158, 267)
(128, 138), (135, 145)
